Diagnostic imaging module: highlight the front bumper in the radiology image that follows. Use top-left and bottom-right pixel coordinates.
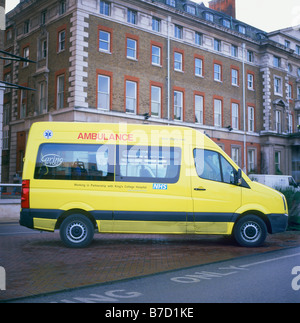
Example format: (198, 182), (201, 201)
(267, 213), (288, 234)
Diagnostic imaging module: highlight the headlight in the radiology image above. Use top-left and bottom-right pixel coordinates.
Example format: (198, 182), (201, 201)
(282, 195), (287, 212)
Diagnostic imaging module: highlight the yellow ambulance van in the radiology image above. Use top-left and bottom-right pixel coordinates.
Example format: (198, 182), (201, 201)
(20, 122), (288, 248)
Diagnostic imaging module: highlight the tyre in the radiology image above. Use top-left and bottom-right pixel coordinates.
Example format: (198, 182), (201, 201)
(233, 215), (267, 247)
(60, 214), (94, 248)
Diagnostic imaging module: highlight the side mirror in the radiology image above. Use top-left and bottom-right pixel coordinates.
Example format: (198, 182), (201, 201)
(235, 168), (242, 186)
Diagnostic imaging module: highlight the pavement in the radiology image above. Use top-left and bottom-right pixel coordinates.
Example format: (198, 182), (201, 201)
(0, 218), (300, 302)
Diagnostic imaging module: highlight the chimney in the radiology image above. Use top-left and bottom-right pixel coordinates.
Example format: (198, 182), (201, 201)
(209, 0), (236, 18)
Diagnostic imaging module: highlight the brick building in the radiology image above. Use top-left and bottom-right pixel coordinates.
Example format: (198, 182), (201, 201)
(2, 0), (300, 182)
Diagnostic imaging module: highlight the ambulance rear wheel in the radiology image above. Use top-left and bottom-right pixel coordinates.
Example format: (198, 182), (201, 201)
(233, 215), (267, 247)
(60, 214), (94, 248)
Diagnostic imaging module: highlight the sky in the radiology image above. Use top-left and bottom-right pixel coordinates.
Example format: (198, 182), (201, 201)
(4, 0), (300, 33)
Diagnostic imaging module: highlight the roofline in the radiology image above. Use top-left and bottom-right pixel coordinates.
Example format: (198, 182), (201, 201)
(268, 24), (300, 35)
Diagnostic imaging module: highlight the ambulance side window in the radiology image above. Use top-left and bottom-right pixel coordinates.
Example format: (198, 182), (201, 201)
(220, 155), (235, 184)
(194, 149), (221, 182)
(116, 145), (181, 183)
(194, 149), (235, 184)
(34, 143), (115, 181)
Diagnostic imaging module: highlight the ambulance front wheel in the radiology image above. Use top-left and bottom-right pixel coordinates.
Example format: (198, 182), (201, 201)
(60, 214), (94, 248)
(233, 215), (267, 247)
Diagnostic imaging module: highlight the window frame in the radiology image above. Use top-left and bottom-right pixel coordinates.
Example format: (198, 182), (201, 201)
(231, 68), (239, 86)
(205, 12), (214, 22)
(166, 0), (176, 7)
(238, 25), (246, 34)
(247, 50), (254, 63)
(195, 57), (203, 77)
(231, 102), (239, 130)
(126, 36), (138, 60)
(58, 29), (66, 53)
(99, 29), (111, 53)
(97, 74), (111, 111)
(40, 39), (47, 59)
(214, 39), (221, 52)
(150, 84), (162, 118)
(273, 56), (281, 68)
(288, 113), (293, 133)
(214, 63), (222, 82)
(186, 5), (196, 15)
(152, 45), (161, 66)
(59, 0), (66, 15)
(152, 17), (161, 32)
(174, 90), (184, 121)
(38, 81), (47, 115)
(247, 148), (256, 173)
(275, 110), (282, 133)
(214, 98), (223, 127)
(100, 0), (111, 16)
(174, 51), (183, 72)
(194, 93), (204, 125)
(231, 146), (241, 167)
(56, 74), (65, 109)
(275, 151), (281, 174)
(125, 79), (138, 114)
(231, 45), (238, 57)
(127, 9), (137, 25)
(248, 106), (255, 132)
(22, 46), (29, 67)
(195, 32), (202, 46)
(20, 88), (27, 118)
(247, 72), (254, 90)
(274, 76), (282, 95)
(174, 25), (183, 39)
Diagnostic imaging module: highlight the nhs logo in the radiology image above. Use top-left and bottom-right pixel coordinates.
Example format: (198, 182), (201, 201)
(153, 183), (168, 190)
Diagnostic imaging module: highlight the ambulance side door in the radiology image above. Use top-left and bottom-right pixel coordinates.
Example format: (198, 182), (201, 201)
(191, 148), (242, 234)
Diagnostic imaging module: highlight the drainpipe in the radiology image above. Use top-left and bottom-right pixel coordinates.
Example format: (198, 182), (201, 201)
(242, 43), (247, 173)
(0, 0), (5, 185)
(167, 16), (171, 124)
(0, 86), (3, 185)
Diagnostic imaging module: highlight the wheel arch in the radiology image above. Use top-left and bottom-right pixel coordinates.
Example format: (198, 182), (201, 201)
(55, 209), (97, 230)
(235, 210), (272, 234)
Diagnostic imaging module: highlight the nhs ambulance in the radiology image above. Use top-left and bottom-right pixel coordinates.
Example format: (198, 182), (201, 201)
(20, 122), (288, 248)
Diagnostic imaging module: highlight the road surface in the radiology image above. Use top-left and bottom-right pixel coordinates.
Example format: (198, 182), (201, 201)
(9, 246), (300, 303)
(0, 223), (40, 236)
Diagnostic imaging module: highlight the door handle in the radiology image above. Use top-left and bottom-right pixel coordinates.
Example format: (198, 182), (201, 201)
(194, 187), (206, 191)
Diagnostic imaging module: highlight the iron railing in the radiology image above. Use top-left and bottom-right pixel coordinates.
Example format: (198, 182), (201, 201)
(0, 184), (22, 199)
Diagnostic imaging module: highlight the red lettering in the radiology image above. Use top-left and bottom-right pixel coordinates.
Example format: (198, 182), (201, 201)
(78, 131), (134, 141)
